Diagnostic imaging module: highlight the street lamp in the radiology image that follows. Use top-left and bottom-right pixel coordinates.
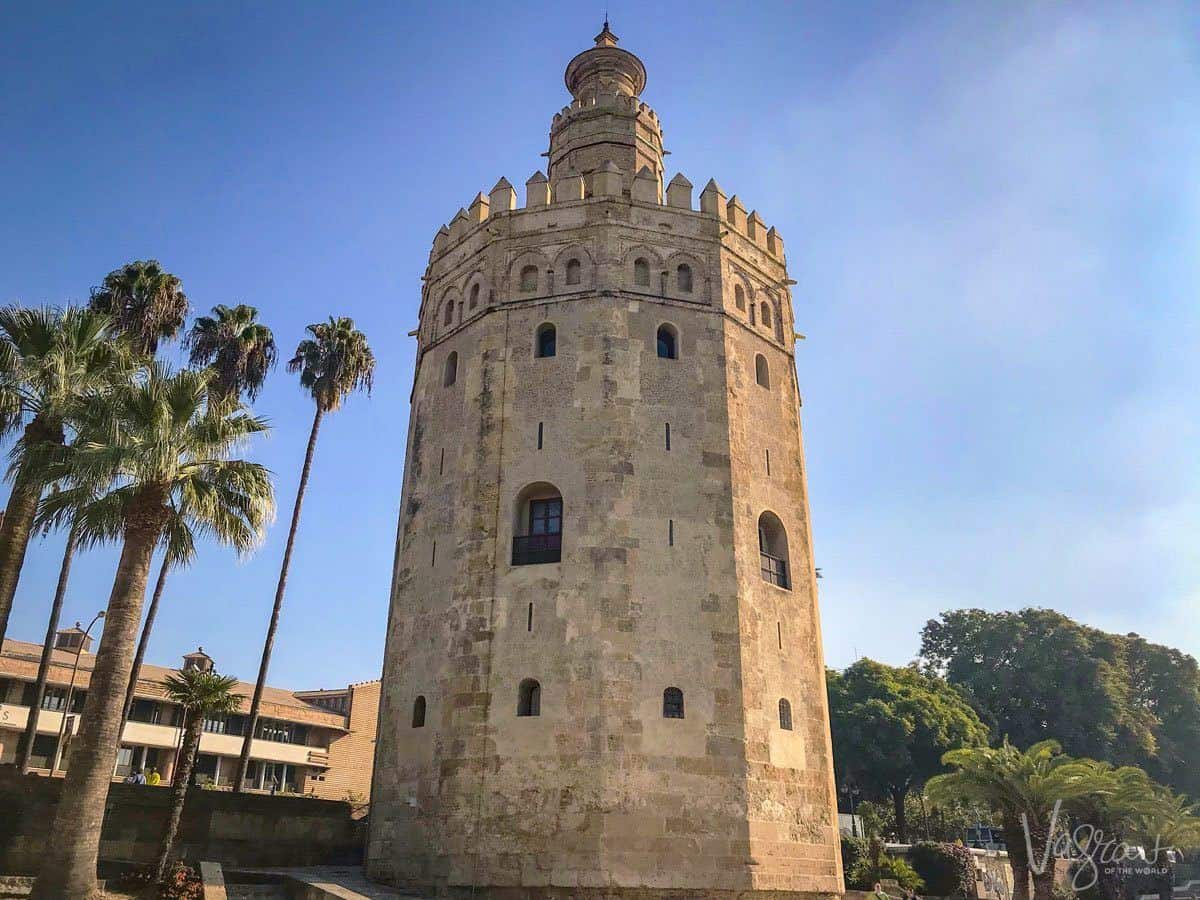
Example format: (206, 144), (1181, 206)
(50, 610), (105, 775)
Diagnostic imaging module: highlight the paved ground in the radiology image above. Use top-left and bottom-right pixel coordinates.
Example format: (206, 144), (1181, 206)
(226, 866), (425, 899)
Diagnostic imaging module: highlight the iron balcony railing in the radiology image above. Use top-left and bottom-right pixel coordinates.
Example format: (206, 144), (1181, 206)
(760, 551), (790, 589)
(512, 532), (562, 566)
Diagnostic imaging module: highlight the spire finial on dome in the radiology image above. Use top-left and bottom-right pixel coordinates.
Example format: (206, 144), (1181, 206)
(594, 18), (619, 47)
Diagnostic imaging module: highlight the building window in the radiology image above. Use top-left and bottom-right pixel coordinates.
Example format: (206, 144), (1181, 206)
(128, 698), (162, 724)
(755, 354), (770, 388)
(663, 687), (684, 719)
(517, 679), (541, 717)
(760, 302), (772, 330)
(536, 323), (557, 358)
(676, 264), (693, 293)
(779, 698), (793, 731)
(256, 718), (308, 745)
(734, 284), (746, 311)
(520, 265), (538, 292)
(443, 351), (458, 387)
(656, 325), (678, 360)
(758, 511), (791, 590)
(565, 259), (582, 286)
(39, 685), (68, 711)
(634, 257), (650, 287)
(513, 483), (563, 565)
(412, 696), (426, 728)
(442, 301), (455, 327)
(469, 283), (480, 309)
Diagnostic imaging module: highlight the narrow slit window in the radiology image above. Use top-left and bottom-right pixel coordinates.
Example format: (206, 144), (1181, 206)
(536, 323), (556, 358)
(665, 423), (671, 451)
(517, 679), (541, 717)
(527, 602), (533, 632)
(412, 696), (426, 728)
(431, 541), (437, 567)
(663, 687), (684, 719)
(668, 519), (674, 547)
(439, 448), (445, 476)
(777, 621), (782, 650)
(656, 324), (678, 360)
(765, 449), (771, 476)
(537, 422), (544, 450)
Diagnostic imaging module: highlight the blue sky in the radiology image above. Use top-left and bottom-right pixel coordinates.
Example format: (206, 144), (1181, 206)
(1, 2), (1197, 690)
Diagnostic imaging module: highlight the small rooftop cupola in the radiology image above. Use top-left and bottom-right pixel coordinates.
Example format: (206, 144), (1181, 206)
(549, 22), (665, 197)
(564, 20), (647, 101)
(54, 624), (93, 654)
(182, 646), (214, 673)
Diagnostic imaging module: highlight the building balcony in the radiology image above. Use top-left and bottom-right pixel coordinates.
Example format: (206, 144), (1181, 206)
(512, 532), (562, 566)
(760, 551), (790, 590)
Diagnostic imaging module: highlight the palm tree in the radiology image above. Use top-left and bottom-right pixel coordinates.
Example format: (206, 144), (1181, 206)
(30, 364), (273, 900)
(184, 303), (277, 405)
(0, 306), (122, 649)
(152, 668), (241, 884)
(119, 305), (277, 728)
(87, 260), (189, 357)
(233, 317), (374, 792)
(926, 740), (1112, 900)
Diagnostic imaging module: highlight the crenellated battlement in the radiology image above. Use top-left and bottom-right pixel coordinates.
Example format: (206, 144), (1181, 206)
(427, 166), (785, 266)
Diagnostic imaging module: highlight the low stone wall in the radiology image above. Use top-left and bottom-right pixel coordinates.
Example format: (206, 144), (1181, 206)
(0, 767), (363, 875)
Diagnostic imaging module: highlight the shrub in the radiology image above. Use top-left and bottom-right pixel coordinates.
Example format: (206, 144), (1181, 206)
(908, 842), (975, 897)
(847, 849), (926, 892)
(841, 834), (870, 880)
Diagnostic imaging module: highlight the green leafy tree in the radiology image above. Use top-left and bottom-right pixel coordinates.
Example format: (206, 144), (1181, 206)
(920, 608), (1200, 797)
(828, 658), (989, 842)
(87, 259), (189, 356)
(926, 740), (1112, 900)
(0, 306), (123, 648)
(233, 317), (374, 792)
(30, 365), (273, 899)
(152, 668), (241, 884)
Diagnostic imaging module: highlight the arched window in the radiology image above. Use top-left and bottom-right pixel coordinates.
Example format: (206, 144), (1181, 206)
(412, 696), (426, 728)
(443, 351), (458, 387)
(734, 284), (746, 311)
(442, 301), (455, 326)
(755, 354), (770, 389)
(760, 302), (772, 330)
(676, 264), (693, 293)
(565, 259), (582, 286)
(758, 511), (790, 589)
(634, 257), (650, 287)
(517, 679), (541, 717)
(656, 324), (678, 360)
(663, 687), (684, 719)
(536, 323), (557, 359)
(778, 698), (793, 731)
(469, 284), (480, 309)
(520, 265), (538, 292)
(513, 483), (563, 565)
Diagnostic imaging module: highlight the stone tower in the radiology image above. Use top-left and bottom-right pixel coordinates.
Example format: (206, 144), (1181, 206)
(368, 24), (844, 899)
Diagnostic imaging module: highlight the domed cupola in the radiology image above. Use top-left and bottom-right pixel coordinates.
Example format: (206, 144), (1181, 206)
(548, 22), (665, 197)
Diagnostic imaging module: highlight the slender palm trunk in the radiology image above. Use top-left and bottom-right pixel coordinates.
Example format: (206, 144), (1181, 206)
(233, 406), (323, 792)
(891, 786), (908, 843)
(1004, 822), (1032, 900)
(120, 555), (171, 728)
(153, 710), (202, 884)
(31, 498), (167, 900)
(18, 529), (77, 772)
(0, 417), (62, 647)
